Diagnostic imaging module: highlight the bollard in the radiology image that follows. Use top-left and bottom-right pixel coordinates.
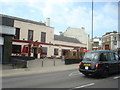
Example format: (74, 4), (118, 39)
(54, 60), (55, 66)
(42, 60), (43, 67)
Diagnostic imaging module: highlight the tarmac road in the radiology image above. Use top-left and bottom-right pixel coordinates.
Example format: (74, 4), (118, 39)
(2, 69), (120, 89)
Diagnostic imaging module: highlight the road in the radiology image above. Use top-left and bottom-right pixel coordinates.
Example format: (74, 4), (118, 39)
(2, 69), (120, 89)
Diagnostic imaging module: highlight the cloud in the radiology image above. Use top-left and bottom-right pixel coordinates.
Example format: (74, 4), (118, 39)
(93, 2), (118, 36)
(33, 1), (93, 35)
(0, 0), (118, 37)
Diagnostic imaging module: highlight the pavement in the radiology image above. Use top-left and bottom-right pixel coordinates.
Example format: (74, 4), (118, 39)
(2, 63), (79, 77)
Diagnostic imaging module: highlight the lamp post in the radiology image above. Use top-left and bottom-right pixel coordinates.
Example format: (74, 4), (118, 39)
(92, 0), (93, 41)
(91, 0), (94, 50)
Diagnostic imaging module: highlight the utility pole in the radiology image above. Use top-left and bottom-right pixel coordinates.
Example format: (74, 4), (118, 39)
(91, 0), (94, 50)
(92, 0), (93, 41)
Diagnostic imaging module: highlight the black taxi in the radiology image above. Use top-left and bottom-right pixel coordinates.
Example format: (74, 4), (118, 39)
(79, 50), (120, 77)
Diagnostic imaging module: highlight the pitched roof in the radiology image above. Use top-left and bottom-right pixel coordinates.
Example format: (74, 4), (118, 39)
(54, 35), (82, 44)
(0, 14), (46, 26)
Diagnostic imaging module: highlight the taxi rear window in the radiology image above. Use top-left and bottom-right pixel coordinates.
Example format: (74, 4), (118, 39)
(83, 52), (99, 61)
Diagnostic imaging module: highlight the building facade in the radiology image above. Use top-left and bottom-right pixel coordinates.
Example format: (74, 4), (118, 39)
(0, 14), (15, 63)
(102, 31), (120, 51)
(54, 35), (86, 57)
(62, 27), (90, 50)
(1, 14), (88, 60)
(92, 37), (102, 50)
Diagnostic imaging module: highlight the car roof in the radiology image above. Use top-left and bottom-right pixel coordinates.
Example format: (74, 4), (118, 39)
(88, 50), (115, 53)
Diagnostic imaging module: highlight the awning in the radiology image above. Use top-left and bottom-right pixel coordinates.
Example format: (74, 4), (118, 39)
(83, 50), (90, 52)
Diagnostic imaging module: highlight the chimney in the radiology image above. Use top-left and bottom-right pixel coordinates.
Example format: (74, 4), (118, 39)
(46, 18), (50, 26)
(59, 32), (63, 36)
(81, 27), (85, 30)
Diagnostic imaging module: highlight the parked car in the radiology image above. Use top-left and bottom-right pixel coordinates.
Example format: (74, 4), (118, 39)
(79, 50), (120, 78)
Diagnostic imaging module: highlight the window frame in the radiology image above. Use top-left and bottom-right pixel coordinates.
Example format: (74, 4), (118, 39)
(41, 32), (46, 43)
(28, 30), (34, 41)
(14, 28), (20, 39)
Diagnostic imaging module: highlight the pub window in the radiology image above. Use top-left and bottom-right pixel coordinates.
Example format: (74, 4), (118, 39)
(14, 28), (20, 39)
(12, 45), (21, 54)
(54, 48), (58, 55)
(41, 32), (46, 43)
(41, 47), (47, 55)
(28, 30), (33, 41)
(73, 52), (76, 56)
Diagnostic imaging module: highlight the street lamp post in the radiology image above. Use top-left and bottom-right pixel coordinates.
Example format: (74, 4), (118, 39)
(92, 0), (93, 41)
(91, 0), (94, 50)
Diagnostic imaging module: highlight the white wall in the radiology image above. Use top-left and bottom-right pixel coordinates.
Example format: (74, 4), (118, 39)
(13, 20), (55, 58)
(14, 20), (54, 43)
(63, 27), (89, 49)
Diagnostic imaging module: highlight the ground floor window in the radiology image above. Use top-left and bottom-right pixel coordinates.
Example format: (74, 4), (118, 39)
(54, 48), (58, 55)
(12, 45), (21, 54)
(62, 49), (70, 56)
(41, 47), (47, 58)
(41, 47), (47, 55)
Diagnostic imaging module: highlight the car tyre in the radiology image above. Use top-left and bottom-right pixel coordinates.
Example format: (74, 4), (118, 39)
(102, 70), (109, 78)
(83, 73), (90, 77)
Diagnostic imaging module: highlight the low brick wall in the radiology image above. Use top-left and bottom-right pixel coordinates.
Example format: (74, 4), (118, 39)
(27, 59), (64, 68)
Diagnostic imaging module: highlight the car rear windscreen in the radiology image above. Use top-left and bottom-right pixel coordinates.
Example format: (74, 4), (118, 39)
(83, 52), (99, 61)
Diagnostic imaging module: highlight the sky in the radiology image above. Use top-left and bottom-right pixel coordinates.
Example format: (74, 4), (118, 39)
(0, 0), (118, 38)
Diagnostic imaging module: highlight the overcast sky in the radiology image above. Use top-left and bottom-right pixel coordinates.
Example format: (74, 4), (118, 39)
(0, 0), (118, 38)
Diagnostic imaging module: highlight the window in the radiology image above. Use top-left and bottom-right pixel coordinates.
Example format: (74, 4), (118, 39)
(41, 32), (46, 43)
(114, 41), (117, 45)
(115, 54), (119, 60)
(54, 48), (58, 55)
(41, 47), (47, 55)
(109, 53), (116, 61)
(73, 52), (76, 56)
(14, 28), (20, 39)
(28, 30), (33, 41)
(100, 53), (108, 61)
(12, 45), (21, 54)
(119, 35), (120, 41)
(114, 37), (116, 40)
(83, 52), (99, 61)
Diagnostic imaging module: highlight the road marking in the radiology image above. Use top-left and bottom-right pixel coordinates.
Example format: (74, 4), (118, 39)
(113, 76), (120, 79)
(69, 71), (82, 76)
(75, 83), (95, 88)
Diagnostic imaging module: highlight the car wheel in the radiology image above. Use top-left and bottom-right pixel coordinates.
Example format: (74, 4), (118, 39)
(84, 73), (90, 77)
(102, 70), (109, 78)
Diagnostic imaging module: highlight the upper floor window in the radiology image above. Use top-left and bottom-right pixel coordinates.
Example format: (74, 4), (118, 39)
(14, 28), (20, 39)
(41, 32), (46, 43)
(118, 35), (120, 40)
(28, 30), (33, 41)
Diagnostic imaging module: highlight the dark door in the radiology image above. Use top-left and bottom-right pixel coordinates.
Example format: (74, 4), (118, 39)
(105, 45), (110, 50)
(99, 52), (110, 72)
(108, 52), (118, 73)
(33, 48), (38, 58)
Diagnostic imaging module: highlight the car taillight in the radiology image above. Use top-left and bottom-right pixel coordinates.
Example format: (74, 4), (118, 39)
(96, 63), (99, 69)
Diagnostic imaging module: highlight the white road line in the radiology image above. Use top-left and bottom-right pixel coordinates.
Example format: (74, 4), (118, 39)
(69, 71), (82, 76)
(113, 76), (120, 79)
(75, 83), (95, 88)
